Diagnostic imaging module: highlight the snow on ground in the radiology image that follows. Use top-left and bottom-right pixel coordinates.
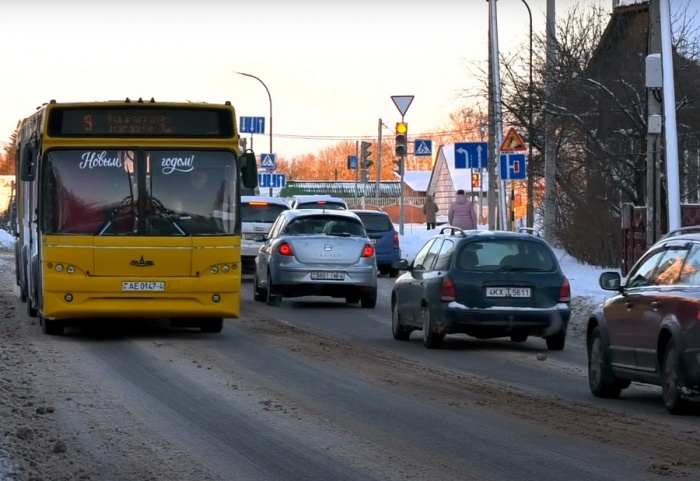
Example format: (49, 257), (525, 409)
(0, 229), (14, 250)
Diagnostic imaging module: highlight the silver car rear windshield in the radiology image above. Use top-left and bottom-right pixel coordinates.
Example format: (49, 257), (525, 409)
(283, 216), (366, 236)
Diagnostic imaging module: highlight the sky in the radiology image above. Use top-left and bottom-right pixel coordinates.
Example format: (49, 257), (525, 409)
(0, 0), (696, 161)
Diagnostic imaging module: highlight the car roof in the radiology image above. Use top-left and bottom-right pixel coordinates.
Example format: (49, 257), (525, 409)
(436, 227), (551, 245)
(241, 196), (290, 207)
(658, 225), (700, 243)
(281, 209), (362, 221)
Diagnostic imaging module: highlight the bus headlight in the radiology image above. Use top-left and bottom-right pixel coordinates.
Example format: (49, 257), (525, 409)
(64, 294), (73, 302)
(212, 294), (221, 303)
(211, 266), (218, 274)
(67, 266), (75, 274)
(55, 264), (64, 272)
(222, 265), (230, 273)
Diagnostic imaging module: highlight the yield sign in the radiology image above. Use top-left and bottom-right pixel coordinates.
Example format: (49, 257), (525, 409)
(391, 95), (414, 117)
(499, 127), (527, 152)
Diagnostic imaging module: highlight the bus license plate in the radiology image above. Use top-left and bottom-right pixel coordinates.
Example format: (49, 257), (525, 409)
(122, 281), (165, 292)
(310, 271), (345, 281)
(486, 287), (531, 298)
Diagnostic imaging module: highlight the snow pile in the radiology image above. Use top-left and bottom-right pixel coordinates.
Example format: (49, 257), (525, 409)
(0, 229), (14, 250)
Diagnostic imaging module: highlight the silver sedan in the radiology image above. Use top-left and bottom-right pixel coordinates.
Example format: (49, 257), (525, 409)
(253, 209), (378, 308)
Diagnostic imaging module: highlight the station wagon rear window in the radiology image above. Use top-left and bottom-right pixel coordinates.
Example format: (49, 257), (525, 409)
(242, 202), (288, 223)
(457, 240), (557, 272)
(356, 213), (394, 232)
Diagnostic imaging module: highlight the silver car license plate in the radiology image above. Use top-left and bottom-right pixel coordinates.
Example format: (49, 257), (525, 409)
(122, 281), (165, 292)
(485, 287), (531, 298)
(310, 271), (345, 281)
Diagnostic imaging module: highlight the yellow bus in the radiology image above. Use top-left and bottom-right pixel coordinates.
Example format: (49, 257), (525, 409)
(15, 98), (258, 335)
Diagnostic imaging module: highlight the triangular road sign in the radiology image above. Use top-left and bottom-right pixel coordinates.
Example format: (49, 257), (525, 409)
(391, 95), (414, 117)
(499, 127), (527, 152)
(260, 154), (274, 167)
(416, 141), (431, 155)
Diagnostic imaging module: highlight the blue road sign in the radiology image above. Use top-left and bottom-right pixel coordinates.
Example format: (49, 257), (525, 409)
(348, 155), (357, 170)
(414, 139), (432, 157)
(260, 153), (276, 171)
(258, 173), (287, 188)
(499, 153), (527, 180)
(454, 142), (488, 169)
(240, 116), (266, 134)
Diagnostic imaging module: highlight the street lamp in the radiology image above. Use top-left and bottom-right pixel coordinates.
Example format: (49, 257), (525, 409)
(521, 0), (535, 228)
(235, 71), (273, 194)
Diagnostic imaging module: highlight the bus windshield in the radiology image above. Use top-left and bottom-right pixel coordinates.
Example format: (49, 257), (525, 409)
(43, 149), (238, 236)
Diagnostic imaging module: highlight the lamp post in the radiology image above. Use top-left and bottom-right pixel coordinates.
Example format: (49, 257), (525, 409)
(521, 0), (534, 229)
(235, 71), (273, 195)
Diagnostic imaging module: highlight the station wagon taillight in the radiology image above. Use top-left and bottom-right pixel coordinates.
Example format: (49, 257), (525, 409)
(559, 278), (571, 302)
(393, 233), (399, 249)
(278, 242), (293, 256)
(362, 244), (375, 257)
(441, 276), (457, 301)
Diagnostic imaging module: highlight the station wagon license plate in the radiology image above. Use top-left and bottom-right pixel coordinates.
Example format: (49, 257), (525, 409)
(310, 271), (345, 281)
(370, 239), (377, 245)
(122, 281), (165, 292)
(486, 287), (531, 298)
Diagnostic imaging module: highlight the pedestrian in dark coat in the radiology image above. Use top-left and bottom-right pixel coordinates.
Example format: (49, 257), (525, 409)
(423, 194), (438, 230)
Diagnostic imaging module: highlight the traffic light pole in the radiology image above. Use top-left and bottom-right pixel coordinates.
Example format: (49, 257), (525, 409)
(399, 154), (405, 235)
(354, 141), (359, 196)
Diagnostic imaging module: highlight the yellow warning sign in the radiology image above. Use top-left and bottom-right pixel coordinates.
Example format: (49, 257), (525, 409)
(499, 127), (527, 152)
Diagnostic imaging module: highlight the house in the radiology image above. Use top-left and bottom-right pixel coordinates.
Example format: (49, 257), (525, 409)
(393, 170), (432, 201)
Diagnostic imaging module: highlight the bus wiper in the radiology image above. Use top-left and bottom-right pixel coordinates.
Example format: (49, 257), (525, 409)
(97, 196), (135, 236)
(148, 197), (187, 235)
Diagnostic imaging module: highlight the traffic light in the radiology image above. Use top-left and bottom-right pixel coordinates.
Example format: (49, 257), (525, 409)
(360, 141), (373, 169)
(471, 172), (480, 189)
(395, 122), (408, 157)
(393, 158), (404, 176)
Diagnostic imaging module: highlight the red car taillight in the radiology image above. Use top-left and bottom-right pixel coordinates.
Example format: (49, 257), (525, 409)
(362, 244), (375, 257)
(278, 242), (293, 256)
(441, 276), (457, 301)
(559, 278), (571, 302)
(393, 233), (400, 249)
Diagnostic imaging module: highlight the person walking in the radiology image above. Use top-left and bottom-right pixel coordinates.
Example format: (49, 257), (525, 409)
(423, 194), (439, 230)
(448, 189), (477, 230)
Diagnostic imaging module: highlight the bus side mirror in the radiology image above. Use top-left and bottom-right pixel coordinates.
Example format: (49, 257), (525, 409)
(20, 141), (37, 182)
(241, 150), (258, 189)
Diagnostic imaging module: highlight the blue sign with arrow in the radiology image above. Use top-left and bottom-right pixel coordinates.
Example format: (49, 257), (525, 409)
(454, 142), (488, 169)
(240, 116), (265, 134)
(258, 172), (287, 188)
(499, 153), (527, 180)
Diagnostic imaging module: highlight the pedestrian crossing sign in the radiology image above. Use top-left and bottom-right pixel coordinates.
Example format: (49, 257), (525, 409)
(260, 153), (276, 171)
(414, 139), (432, 157)
(499, 127), (527, 152)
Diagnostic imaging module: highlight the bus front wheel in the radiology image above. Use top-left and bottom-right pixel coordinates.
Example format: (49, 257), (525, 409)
(200, 318), (223, 333)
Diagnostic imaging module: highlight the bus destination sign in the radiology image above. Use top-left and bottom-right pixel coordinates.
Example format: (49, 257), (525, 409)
(47, 107), (234, 138)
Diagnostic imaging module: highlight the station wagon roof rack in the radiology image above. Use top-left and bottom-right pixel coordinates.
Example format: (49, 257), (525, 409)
(439, 225), (467, 237)
(661, 225), (700, 239)
(517, 227), (543, 238)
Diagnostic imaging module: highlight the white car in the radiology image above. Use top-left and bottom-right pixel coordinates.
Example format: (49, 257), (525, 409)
(241, 196), (290, 273)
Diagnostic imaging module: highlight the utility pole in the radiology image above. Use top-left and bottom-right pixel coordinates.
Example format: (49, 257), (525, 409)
(376, 118), (382, 200)
(354, 140), (359, 198)
(487, 10), (497, 230)
(646, 0), (662, 245)
(660, 0), (681, 232)
(489, 0), (507, 230)
(543, 0), (557, 242)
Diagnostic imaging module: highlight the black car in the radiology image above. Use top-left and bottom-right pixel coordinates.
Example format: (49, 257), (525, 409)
(587, 226), (700, 414)
(390, 226), (571, 349)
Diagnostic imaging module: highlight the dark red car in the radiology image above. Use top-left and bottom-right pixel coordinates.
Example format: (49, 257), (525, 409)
(587, 228), (700, 414)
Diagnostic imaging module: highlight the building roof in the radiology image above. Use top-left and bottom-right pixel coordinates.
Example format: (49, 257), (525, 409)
(285, 181), (402, 197)
(395, 171), (431, 192)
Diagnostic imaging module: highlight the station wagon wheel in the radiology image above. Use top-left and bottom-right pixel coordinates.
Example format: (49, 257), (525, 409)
(422, 307), (443, 349)
(662, 339), (691, 415)
(545, 330), (567, 351)
(266, 272), (282, 307)
(587, 326), (624, 399)
(253, 272), (265, 302)
(391, 300), (411, 341)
